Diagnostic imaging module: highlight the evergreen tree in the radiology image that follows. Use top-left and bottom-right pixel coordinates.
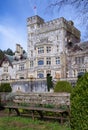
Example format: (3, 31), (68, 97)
(70, 72), (88, 130)
(0, 50), (4, 60)
(47, 74), (53, 91)
(4, 48), (14, 56)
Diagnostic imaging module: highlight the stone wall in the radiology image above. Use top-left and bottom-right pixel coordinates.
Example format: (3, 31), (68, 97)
(13, 92), (70, 107)
(11, 80), (47, 93)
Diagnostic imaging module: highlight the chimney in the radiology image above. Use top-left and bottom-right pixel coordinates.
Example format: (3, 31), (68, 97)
(20, 47), (23, 55)
(16, 44), (20, 53)
(15, 44), (21, 57)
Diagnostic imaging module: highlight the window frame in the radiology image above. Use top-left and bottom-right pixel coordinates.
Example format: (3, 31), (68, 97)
(38, 46), (44, 54)
(46, 46), (51, 53)
(30, 61), (34, 68)
(37, 72), (44, 78)
(46, 57), (51, 65)
(38, 59), (44, 65)
(56, 57), (60, 64)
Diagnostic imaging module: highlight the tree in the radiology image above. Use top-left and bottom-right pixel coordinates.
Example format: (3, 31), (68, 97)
(70, 72), (88, 130)
(3, 48), (14, 56)
(0, 83), (12, 92)
(54, 80), (72, 93)
(47, 74), (53, 91)
(47, 0), (88, 40)
(48, 0), (88, 9)
(0, 50), (4, 60)
(0, 48), (14, 61)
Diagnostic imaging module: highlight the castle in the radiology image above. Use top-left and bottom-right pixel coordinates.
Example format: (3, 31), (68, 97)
(0, 15), (88, 92)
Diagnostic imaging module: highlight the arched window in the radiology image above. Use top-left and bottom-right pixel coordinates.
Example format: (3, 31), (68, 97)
(38, 60), (44, 65)
(37, 73), (44, 78)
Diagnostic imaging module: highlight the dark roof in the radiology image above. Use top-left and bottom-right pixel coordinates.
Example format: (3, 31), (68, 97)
(14, 52), (27, 61)
(67, 41), (88, 52)
(0, 55), (13, 67)
(5, 54), (14, 62)
(71, 45), (83, 52)
(79, 41), (88, 50)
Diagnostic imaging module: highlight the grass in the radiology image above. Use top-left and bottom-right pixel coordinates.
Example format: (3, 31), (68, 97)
(0, 116), (71, 130)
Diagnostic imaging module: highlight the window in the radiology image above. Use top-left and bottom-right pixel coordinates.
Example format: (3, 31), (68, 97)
(4, 67), (8, 72)
(19, 64), (24, 70)
(46, 70), (51, 75)
(38, 47), (44, 54)
(31, 50), (33, 57)
(78, 69), (86, 73)
(30, 61), (33, 67)
(56, 57), (60, 64)
(57, 45), (59, 52)
(37, 72), (44, 78)
(46, 46), (51, 53)
(46, 57), (51, 65)
(20, 77), (24, 79)
(75, 56), (84, 64)
(38, 59), (44, 65)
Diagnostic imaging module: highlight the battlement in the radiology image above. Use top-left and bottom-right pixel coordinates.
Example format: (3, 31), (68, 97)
(27, 15), (74, 28)
(38, 18), (80, 38)
(37, 17), (77, 31)
(37, 17), (64, 28)
(27, 15), (44, 26)
(27, 15), (80, 38)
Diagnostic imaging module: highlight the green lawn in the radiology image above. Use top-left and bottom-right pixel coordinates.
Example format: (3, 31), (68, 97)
(0, 117), (71, 130)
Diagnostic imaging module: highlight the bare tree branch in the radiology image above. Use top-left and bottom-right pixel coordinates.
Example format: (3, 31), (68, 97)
(47, 0), (88, 41)
(48, 0), (88, 13)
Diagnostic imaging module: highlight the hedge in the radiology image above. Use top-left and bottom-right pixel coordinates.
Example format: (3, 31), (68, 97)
(0, 83), (12, 92)
(70, 72), (88, 130)
(54, 81), (72, 93)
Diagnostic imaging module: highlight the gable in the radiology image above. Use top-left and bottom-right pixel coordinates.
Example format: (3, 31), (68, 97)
(0, 56), (13, 68)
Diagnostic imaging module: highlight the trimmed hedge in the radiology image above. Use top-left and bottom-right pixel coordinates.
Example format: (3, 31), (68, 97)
(54, 81), (72, 93)
(70, 72), (88, 130)
(0, 83), (12, 92)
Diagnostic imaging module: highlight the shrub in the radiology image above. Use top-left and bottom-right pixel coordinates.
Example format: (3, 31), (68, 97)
(0, 83), (12, 92)
(54, 81), (72, 93)
(70, 72), (88, 130)
(47, 74), (53, 91)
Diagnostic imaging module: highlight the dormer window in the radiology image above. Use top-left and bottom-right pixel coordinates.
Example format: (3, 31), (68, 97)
(4, 67), (8, 72)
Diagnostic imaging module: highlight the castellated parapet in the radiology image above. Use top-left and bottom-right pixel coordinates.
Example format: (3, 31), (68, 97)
(27, 15), (44, 26)
(27, 15), (80, 40)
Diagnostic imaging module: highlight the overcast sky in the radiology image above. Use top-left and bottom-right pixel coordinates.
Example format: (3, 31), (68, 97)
(0, 0), (86, 51)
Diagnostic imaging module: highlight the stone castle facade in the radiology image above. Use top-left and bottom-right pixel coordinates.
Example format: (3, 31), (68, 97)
(0, 15), (88, 92)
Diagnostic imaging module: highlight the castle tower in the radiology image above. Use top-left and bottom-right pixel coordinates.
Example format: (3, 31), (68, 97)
(27, 15), (81, 79)
(27, 15), (44, 58)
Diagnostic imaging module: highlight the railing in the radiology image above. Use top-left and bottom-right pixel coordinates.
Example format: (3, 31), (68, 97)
(0, 78), (47, 84)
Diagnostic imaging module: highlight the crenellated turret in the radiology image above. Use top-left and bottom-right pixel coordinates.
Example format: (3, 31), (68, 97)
(27, 15), (44, 28)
